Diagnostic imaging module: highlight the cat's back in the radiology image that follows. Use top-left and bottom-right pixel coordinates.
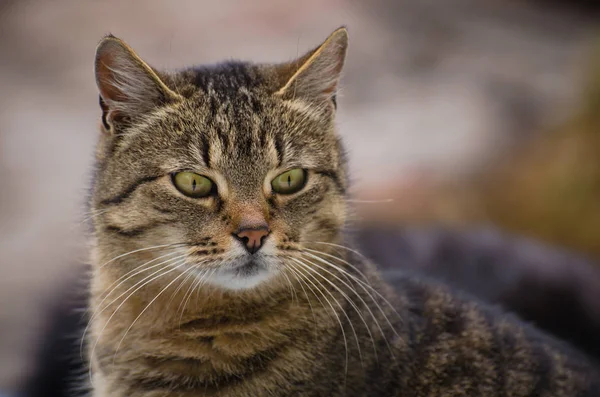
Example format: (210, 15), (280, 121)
(386, 271), (600, 396)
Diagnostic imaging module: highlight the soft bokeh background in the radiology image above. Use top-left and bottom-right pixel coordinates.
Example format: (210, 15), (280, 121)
(1, 0), (600, 392)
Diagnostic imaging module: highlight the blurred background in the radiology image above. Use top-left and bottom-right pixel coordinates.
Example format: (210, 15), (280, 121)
(2, 0), (600, 393)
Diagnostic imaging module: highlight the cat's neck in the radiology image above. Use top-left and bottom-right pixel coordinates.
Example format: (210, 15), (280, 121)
(90, 263), (340, 395)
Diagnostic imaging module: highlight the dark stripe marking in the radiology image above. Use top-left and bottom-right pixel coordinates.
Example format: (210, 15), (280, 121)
(200, 134), (211, 167)
(286, 184), (327, 209)
(214, 196), (224, 214)
(481, 310), (507, 395)
(99, 95), (111, 130)
(100, 176), (161, 206)
(274, 135), (285, 167)
(132, 346), (282, 393)
(217, 128), (231, 152)
(105, 221), (164, 237)
(315, 169), (344, 193)
(530, 343), (553, 396)
(152, 204), (175, 214)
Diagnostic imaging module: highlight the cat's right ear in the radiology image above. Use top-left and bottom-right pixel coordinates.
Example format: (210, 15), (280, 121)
(274, 27), (348, 108)
(94, 35), (181, 133)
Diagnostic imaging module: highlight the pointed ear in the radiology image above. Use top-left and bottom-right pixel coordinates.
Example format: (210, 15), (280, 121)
(275, 27), (348, 105)
(94, 35), (181, 132)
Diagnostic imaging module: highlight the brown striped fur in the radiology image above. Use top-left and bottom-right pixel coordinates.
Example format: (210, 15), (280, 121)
(87, 28), (600, 396)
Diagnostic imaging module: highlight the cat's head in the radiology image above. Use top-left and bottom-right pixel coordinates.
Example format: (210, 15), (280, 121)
(91, 28), (349, 292)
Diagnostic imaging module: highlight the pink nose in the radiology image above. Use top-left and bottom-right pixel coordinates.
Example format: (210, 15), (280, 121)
(233, 227), (270, 254)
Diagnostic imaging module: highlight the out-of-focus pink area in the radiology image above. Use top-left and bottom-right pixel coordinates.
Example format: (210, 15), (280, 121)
(0, 0), (597, 391)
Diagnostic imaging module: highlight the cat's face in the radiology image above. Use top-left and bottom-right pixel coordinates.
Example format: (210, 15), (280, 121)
(91, 29), (349, 291)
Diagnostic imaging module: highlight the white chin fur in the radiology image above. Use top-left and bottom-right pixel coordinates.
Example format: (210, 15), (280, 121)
(206, 265), (276, 291)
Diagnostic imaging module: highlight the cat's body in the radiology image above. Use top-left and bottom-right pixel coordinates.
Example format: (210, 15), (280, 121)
(78, 28), (600, 396)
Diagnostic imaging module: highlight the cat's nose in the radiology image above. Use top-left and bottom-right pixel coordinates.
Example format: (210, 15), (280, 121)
(233, 226), (270, 254)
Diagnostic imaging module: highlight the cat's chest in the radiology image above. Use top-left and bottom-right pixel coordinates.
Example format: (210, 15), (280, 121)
(95, 304), (333, 396)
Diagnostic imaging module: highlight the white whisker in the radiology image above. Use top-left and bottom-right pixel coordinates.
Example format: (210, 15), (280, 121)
(97, 243), (186, 270)
(281, 268), (299, 306)
(81, 252), (186, 359)
(166, 262), (204, 310)
(285, 264), (327, 339)
(291, 257), (369, 365)
(88, 259), (186, 385)
(346, 198), (394, 204)
(298, 253), (383, 360)
(113, 262), (195, 361)
(178, 267), (215, 327)
(288, 258), (353, 377)
(305, 248), (404, 335)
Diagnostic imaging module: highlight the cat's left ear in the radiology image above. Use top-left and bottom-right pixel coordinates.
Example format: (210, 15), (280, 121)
(94, 35), (182, 132)
(275, 27), (348, 106)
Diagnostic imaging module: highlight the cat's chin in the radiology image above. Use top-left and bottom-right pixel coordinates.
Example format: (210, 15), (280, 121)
(205, 260), (276, 291)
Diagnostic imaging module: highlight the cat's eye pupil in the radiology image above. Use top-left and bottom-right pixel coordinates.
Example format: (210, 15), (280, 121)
(271, 169), (306, 195)
(192, 179), (197, 190)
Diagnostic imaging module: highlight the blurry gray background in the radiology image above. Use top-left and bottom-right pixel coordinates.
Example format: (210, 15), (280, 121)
(0, 0), (597, 391)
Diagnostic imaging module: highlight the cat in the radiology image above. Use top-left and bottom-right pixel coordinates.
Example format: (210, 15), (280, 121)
(58, 27), (600, 396)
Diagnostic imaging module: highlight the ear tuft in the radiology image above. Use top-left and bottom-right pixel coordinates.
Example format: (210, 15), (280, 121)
(275, 27), (348, 104)
(94, 36), (180, 130)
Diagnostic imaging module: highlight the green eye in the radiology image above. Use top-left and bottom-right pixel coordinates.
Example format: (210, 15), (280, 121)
(172, 172), (214, 198)
(271, 169), (307, 195)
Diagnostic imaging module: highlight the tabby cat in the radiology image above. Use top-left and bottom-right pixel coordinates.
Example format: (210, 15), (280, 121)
(86, 27), (600, 396)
